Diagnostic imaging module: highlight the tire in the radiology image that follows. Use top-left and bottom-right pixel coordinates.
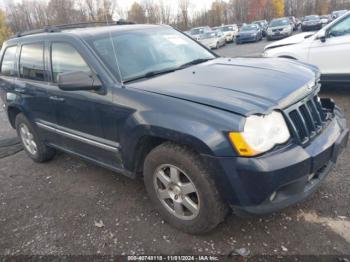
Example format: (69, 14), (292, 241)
(15, 113), (55, 163)
(216, 42), (219, 49)
(143, 142), (228, 234)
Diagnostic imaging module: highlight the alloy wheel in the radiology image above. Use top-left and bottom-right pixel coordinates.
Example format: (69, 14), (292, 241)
(19, 123), (37, 155)
(153, 164), (200, 220)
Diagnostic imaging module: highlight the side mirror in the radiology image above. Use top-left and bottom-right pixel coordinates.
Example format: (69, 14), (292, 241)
(317, 31), (326, 43)
(58, 71), (102, 91)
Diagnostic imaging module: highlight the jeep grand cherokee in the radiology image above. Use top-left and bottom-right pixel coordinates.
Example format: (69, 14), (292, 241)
(0, 23), (348, 234)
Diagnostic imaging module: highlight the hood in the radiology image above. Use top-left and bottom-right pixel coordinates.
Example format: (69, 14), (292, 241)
(265, 32), (314, 50)
(128, 58), (318, 116)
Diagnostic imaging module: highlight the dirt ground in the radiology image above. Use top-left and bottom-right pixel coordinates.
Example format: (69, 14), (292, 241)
(0, 42), (349, 258)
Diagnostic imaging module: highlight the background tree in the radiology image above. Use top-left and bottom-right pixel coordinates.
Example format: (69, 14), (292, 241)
(0, 10), (11, 46)
(127, 2), (146, 24)
(270, 0), (285, 18)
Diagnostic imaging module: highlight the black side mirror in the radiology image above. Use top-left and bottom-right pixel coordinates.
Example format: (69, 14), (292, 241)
(58, 71), (102, 91)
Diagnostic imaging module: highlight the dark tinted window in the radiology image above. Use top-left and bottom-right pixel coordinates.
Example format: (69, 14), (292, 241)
(19, 43), (45, 81)
(0, 46), (17, 77)
(51, 43), (91, 83)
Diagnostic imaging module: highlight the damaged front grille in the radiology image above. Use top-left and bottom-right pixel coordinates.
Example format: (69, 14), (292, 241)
(285, 95), (329, 145)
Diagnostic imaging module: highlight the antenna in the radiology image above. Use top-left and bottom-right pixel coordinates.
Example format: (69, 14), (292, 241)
(104, 12), (125, 87)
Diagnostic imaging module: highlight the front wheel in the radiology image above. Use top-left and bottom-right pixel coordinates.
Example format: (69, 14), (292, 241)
(143, 142), (228, 234)
(15, 113), (56, 162)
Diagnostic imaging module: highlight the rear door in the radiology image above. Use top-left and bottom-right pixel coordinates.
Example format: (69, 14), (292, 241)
(308, 14), (350, 80)
(15, 41), (59, 143)
(0, 45), (18, 105)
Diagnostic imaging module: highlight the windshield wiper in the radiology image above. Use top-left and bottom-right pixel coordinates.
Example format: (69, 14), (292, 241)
(123, 68), (177, 83)
(123, 58), (215, 83)
(177, 58), (215, 70)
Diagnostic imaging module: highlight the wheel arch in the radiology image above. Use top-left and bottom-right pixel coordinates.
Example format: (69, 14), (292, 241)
(7, 105), (23, 128)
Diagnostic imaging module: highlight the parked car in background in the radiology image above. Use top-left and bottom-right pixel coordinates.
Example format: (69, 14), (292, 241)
(236, 24), (262, 44)
(264, 11), (350, 84)
(301, 15), (323, 31)
(288, 16), (299, 31)
(199, 31), (226, 49)
(266, 18), (293, 41)
(219, 24), (239, 42)
(320, 15), (331, 25)
(332, 10), (348, 20)
(253, 20), (268, 36)
(189, 26), (212, 40)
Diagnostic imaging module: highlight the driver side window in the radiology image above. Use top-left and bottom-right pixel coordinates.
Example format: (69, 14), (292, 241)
(51, 42), (91, 83)
(329, 15), (350, 37)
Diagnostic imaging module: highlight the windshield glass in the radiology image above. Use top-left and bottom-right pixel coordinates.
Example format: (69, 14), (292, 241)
(269, 19), (290, 27)
(222, 26), (233, 32)
(202, 32), (217, 39)
(241, 25), (257, 31)
(89, 27), (215, 82)
(190, 28), (205, 35)
(304, 15), (320, 21)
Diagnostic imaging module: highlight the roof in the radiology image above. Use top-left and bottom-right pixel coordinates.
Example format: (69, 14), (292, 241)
(5, 24), (168, 45)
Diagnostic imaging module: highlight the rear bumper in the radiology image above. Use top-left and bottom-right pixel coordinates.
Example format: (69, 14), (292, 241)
(205, 114), (348, 215)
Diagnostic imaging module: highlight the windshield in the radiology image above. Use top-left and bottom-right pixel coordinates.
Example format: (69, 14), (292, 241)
(241, 25), (257, 31)
(304, 15), (320, 21)
(269, 19), (290, 27)
(89, 27), (215, 82)
(222, 26), (233, 32)
(190, 28), (206, 35)
(202, 32), (217, 39)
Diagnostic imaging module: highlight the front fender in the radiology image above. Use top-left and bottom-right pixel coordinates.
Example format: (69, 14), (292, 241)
(119, 111), (240, 171)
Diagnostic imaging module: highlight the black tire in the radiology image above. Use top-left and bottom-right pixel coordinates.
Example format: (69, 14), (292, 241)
(15, 113), (55, 163)
(143, 142), (228, 234)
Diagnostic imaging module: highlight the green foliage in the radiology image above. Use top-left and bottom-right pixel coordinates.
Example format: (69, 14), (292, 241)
(0, 10), (11, 46)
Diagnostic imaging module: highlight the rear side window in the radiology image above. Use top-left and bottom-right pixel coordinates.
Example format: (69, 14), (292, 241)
(0, 46), (17, 77)
(51, 43), (91, 83)
(19, 43), (45, 81)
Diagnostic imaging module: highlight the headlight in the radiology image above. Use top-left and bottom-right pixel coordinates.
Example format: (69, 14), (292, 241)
(229, 111), (290, 156)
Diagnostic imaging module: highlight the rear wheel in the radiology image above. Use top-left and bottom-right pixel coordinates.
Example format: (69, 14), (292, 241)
(143, 142), (228, 234)
(15, 113), (55, 162)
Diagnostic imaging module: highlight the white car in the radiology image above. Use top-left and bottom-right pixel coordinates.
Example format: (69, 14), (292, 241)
(219, 24), (239, 42)
(264, 11), (350, 83)
(189, 26), (211, 40)
(198, 31), (226, 49)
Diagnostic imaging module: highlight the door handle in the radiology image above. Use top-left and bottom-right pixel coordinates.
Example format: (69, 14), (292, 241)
(49, 96), (65, 102)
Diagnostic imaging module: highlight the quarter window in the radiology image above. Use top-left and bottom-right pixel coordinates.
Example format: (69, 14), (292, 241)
(19, 43), (45, 81)
(0, 46), (17, 77)
(51, 43), (91, 83)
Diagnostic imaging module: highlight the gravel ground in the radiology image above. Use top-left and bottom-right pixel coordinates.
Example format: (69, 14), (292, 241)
(0, 37), (349, 258)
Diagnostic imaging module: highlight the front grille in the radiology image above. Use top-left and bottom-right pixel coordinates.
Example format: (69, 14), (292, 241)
(286, 95), (328, 144)
(272, 28), (283, 32)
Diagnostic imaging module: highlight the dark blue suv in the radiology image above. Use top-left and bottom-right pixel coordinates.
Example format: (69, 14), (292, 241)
(0, 23), (348, 234)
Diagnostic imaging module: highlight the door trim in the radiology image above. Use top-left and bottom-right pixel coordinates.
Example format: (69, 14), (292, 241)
(35, 120), (120, 153)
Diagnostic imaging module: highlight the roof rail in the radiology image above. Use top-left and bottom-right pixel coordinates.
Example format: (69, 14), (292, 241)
(12, 19), (136, 38)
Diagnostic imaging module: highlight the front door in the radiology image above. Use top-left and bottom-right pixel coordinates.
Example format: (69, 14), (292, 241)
(48, 41), (123, 169)
(309, 14), (350, 81)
